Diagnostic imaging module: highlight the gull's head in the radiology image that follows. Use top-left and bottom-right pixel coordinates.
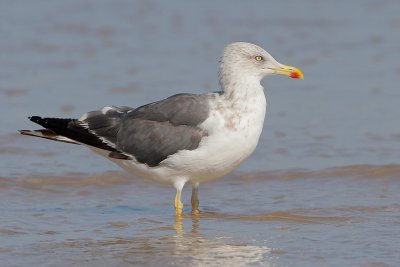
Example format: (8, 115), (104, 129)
(219, 42), (303, 84)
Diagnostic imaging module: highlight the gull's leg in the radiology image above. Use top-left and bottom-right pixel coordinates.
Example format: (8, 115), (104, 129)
(174, 180), (185, 216)
(191, 183), (200, 215)
(174, 189), (184, 216)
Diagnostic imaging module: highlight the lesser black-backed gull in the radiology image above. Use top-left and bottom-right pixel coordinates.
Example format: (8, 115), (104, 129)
(19, 42), (303, 215)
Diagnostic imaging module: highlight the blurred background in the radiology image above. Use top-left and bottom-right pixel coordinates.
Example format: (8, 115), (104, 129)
(1, 1), (399, 266)
(1, 0), (399, 176)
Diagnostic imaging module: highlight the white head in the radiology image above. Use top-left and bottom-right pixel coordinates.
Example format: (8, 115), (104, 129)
(219, 42), (303, 89)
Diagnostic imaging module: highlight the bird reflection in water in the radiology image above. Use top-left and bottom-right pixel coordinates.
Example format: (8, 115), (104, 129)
(167, 214), (273, 267)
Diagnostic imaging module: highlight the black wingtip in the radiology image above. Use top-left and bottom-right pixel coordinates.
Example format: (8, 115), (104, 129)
(29, 116), (42, 123)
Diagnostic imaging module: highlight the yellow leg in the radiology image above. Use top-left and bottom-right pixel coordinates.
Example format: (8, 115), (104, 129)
(191, 184), (200, 215)
(174, 190), (184, 216)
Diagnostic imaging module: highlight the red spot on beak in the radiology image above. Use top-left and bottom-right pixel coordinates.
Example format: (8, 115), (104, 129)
(290, 72), (300, 79)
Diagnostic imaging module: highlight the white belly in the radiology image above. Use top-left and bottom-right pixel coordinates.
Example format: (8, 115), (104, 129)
(158, 91), (267, 184)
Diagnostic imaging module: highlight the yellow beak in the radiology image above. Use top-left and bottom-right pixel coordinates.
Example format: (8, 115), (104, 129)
(271, 65), (304, 79)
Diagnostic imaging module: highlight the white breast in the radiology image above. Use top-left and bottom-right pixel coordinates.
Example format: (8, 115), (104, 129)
(160, 87), (267, 184)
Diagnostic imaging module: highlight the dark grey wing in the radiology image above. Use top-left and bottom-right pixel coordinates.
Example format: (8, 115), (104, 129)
(127, 93), (210, 126)
(117, 120), (204, 166)
(114, 93), (210, 166)
(85, 94), (211, 166)
(26, 94), (211, 166)
(81, 106), (133, 145)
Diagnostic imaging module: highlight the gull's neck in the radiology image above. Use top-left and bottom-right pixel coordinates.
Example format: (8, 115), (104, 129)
(219, 74), (264, 102)
(217, 71), (267, 150)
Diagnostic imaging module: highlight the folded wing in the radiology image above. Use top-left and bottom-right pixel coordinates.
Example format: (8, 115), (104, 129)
(23, 93), (211, 167)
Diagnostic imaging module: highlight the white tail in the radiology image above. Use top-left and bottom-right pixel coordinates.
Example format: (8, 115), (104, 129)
(19, 129), (79, 145)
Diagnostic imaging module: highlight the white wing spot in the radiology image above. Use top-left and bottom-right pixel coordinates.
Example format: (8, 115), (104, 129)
(101, 106), (114, 115)
(79, 113), (89, 121)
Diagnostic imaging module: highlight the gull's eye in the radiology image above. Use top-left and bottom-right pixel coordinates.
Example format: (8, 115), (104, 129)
(255, 55), (263, 61)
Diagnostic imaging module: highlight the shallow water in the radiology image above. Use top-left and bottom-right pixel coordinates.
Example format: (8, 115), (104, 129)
(1, 165), (399, 266)
(1, 1), (400, 266)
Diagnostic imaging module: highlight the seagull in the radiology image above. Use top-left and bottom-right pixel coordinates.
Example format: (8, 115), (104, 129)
(19, 42), (303, 215)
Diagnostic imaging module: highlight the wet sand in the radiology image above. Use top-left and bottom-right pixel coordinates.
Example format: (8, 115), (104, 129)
(1, 0), (400, 266)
